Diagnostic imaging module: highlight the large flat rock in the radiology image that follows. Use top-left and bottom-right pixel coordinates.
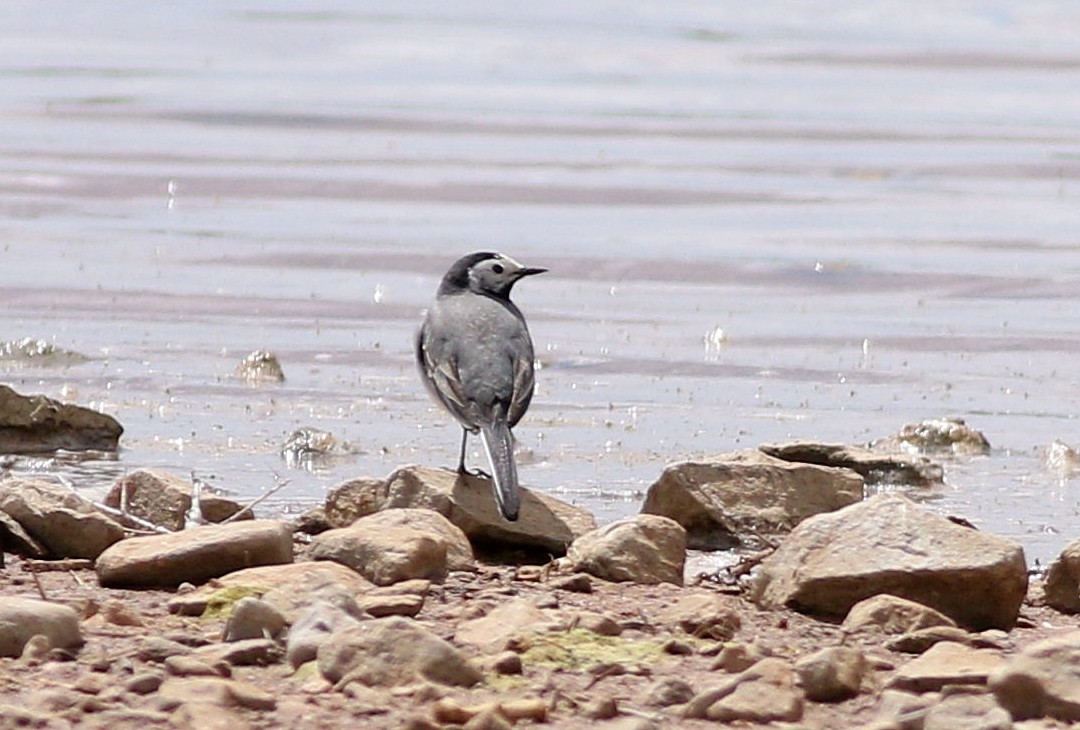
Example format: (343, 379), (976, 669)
(96, 520), (293, 588)
(750, 494), (1027, 630)
(323, 465), (595, 556)
(0, 384), (122, 453)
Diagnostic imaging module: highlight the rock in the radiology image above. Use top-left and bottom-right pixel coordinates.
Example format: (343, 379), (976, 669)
(842, 594), (958, 635)
(646, 677), (695, 707)
(490, 651), (523, 675)
(101, 598), (145, 627)
(886, 626), (986, 654)
(0, 477), (125, 559)
(318, 616), (481, 688)
(356, 592), (425, 618)
(0, 597), (83, 657)
(281, 427), (347, 470)
(657, 592), (741, 640)
(574, 612), (622, 637)
(169, 703), (252, 730)
(549, 572), (593, 593)
(136, 636), (193, 663)
(234, 349), (284, 384)
(874, 417), (991, 456)
(165, 655), (224, 677)
(567, 514), (686, 586)
(874, 689), (939, 728)
(889, 641), (1004, 693)
(989, 630), (1080, 721)
(795, 646), (868, 702)
(286, 602), (364, 670)
(96, 520), (293, 588)
(463, 710), (512, 730)
(168, 561), (372, 622)
(1044, 536), (1080, 613)
(309, 508), (474, 584)
(684, 657), (804, 723)
(641, 449), (863, 549)
(125, 673), (165, 695)
(583, 696), (619, 720)
(455, 598), (549, 654)
(1046, 439), (1080, 479)
(923, 692), (1013, 730)
(360, 577), (432, 614)
(222, 597), (286, 641)
(0, 384), (122, 453)
(750, 494), (1028, 630)
(192, 638), (283, 667)
(324, 465), (596, 556)
(661, 638), (694, 655)
(104, 469), (249, 532)
(761, 440), (944, 486)
(710, 642), (767, 673)
(0, 509), (47, 558)
(157, 677), (276, 711)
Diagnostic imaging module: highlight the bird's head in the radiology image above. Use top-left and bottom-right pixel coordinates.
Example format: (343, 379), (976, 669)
(440, 252), (546, 299)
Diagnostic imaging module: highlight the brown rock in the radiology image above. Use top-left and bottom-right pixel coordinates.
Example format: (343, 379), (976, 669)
(923, 692), (1012, 730)
(0, 384), (122, 453)
(989, 630), (1080, 721)
(96, 520), (293, 588)
(751, 494), (1028, 630)
(889, 641), (1004, 693)
(170, 703), (252, 730)
(658, 592), (741, 641)
(874, 417), (991, 456)
(796, 646), (868, 702)
(574, 612), (622, 637)
(685, 657), (803, 723)
(568, 514), (686, 586)
(886, 626), (984, 654)
(641, 449), (863, 549)
(357, 592), (425, 618)
(455, 598), (548, 654)
(711, 642), (767, 673)
(157, 677), (276, 711)
(0, 477), (125, 559)
(324, 465), (596, 556)
(761, 440), (944, 487)
(843, 594), (958, 635)
(646, 677), (695, 707)
(104, 469), (250, 532)
(311, 527), (446, 586)
(0, 597), (83, 658)
(168, 561), (372, 622)
(319, 616), (481, 688)
(1044, 537), (1080, 613)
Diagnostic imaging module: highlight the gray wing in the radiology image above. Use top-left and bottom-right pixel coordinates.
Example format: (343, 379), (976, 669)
(416, 317), (478, 431)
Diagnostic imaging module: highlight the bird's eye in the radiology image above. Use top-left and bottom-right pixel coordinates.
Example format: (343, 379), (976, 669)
(492, 264), (504, 274)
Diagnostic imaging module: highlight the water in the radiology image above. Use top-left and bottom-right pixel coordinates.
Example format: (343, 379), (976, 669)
(2, 1), (1080, 565)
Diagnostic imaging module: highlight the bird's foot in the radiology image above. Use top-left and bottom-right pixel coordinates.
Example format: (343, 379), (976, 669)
(457, 465), (491, 480)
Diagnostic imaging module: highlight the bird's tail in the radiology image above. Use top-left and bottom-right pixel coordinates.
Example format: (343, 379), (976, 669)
(479, 419), (520, 521)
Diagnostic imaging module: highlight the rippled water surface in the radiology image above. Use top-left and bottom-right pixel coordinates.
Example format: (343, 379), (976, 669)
(3, 1), (1080, 565)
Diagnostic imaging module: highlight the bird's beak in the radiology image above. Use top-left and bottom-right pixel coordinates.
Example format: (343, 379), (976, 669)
(517, 267), (547, 278)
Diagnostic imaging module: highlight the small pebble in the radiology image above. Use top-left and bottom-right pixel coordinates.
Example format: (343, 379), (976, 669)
(661, 638), (694, 655)
(125, 672), (164, 695)
(491, 651), (523, 675)
(583, 696), (619, 720)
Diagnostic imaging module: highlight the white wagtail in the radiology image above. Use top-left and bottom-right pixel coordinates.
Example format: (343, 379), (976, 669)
(416, 252), (546, 521)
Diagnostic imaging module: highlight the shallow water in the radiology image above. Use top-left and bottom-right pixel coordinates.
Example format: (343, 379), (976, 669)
(2, 1), (1080, 566)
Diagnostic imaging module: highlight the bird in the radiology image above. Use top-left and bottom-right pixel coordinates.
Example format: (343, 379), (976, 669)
(416, 252), (546, 521)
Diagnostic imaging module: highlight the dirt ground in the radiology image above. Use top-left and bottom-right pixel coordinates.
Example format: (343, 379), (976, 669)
(0, 549), (1076, 730)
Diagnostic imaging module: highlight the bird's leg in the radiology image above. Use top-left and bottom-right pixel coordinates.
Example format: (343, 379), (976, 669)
(457, 428), (490, 479)
(457, 429), (469, 474)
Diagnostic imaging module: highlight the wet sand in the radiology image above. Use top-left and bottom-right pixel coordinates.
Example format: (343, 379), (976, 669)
(2, 2), (1080, 565)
